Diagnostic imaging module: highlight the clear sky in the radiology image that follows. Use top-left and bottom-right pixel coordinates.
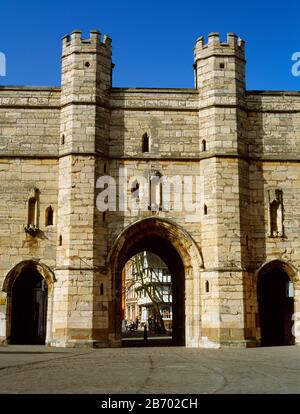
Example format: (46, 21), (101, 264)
(0, 0), (299, 90)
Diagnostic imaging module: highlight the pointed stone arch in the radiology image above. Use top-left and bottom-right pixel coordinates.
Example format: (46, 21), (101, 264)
(2, 260), (55, 345)
(255, 259), (299, 287)
(2, 260), (56, 294)
(108, 217), (204, 347)
(255, 259), (300, 346)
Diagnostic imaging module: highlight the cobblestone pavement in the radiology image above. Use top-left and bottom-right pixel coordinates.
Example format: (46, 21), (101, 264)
(0, 345), (299, 394)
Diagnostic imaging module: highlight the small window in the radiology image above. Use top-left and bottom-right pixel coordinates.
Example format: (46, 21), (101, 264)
(142, 133), (149, 153)
(100, 283), (104, 295)
(45, 206), (54, 226)
(270, 200), (279, 236)
(202, 139), (206, 152)
(61, 134), (65, 145)
(28, 197), (37, 226)
(219, 62), (225, 69)
(85, 61), (90, 68)
(204, 204), (208, 215)
(205, 280), (210, 293)
(58, 235), (62, 246)
(102, 212), (106, 222)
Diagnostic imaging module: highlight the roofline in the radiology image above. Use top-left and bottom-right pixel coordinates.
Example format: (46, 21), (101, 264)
(0, 86), (299, 96)
(0, 86), (61, 92)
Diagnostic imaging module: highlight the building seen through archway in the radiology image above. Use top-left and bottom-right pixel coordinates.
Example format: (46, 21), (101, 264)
(122, 251), (173, 345)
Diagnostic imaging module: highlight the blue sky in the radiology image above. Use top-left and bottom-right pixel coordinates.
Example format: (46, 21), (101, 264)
(0, 0), (299, 90)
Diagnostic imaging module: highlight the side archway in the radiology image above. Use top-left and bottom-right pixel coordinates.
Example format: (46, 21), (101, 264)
(2, 260), (55, 345)
(255, 260), (299, 346)
(108, 217), (204, 347)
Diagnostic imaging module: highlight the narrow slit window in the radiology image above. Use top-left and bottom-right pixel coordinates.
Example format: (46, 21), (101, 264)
(205, 280), (210, 293)
(59, 235), (62, 246)
(100, 283), (104, 295)
(202, 139), (206, 152)
(270, 200), (279, 236)
(142, 133), (149, 153)
(45, 206), (54, 226)
(28, 197), (37, 226)
(204, 204), (208, 215)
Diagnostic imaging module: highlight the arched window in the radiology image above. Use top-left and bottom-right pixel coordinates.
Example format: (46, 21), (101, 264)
(202, 139), (206, 152)
(45, 206), (54, 226)
(142, 133), (149, 153)
(28, 197), (37, 227)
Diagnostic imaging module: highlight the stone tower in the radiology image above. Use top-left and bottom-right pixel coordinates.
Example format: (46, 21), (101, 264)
(194, 33), (253, 346)
(53, 30), (112, 347)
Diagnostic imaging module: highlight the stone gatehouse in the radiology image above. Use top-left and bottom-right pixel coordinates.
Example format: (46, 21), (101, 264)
(0, 30), (299, 348)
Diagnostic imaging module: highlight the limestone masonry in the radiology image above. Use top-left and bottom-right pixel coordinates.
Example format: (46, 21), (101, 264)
(0, 30), (300, 348)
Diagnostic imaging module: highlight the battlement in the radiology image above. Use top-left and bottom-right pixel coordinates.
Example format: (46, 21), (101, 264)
(194, 32), (245, 61)
(62, 29), (112, 54)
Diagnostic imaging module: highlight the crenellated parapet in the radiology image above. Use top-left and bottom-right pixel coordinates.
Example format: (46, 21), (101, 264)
(194, 32), (245, 63)
(62, 29), (112, 57)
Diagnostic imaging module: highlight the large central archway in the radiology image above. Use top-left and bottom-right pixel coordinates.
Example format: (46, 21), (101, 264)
(108, 217), (203, 347)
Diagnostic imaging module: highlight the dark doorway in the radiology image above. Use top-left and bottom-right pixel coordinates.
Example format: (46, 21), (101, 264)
(258, 267), (294, 346)
(10, 266), (48, 344)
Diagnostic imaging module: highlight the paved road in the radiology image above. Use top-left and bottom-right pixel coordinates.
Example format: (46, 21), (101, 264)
(0, 345), (299, 393)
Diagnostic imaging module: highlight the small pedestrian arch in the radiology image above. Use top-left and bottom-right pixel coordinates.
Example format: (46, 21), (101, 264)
(255, 259), (299, 346)
(2, 260), (55, 345)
